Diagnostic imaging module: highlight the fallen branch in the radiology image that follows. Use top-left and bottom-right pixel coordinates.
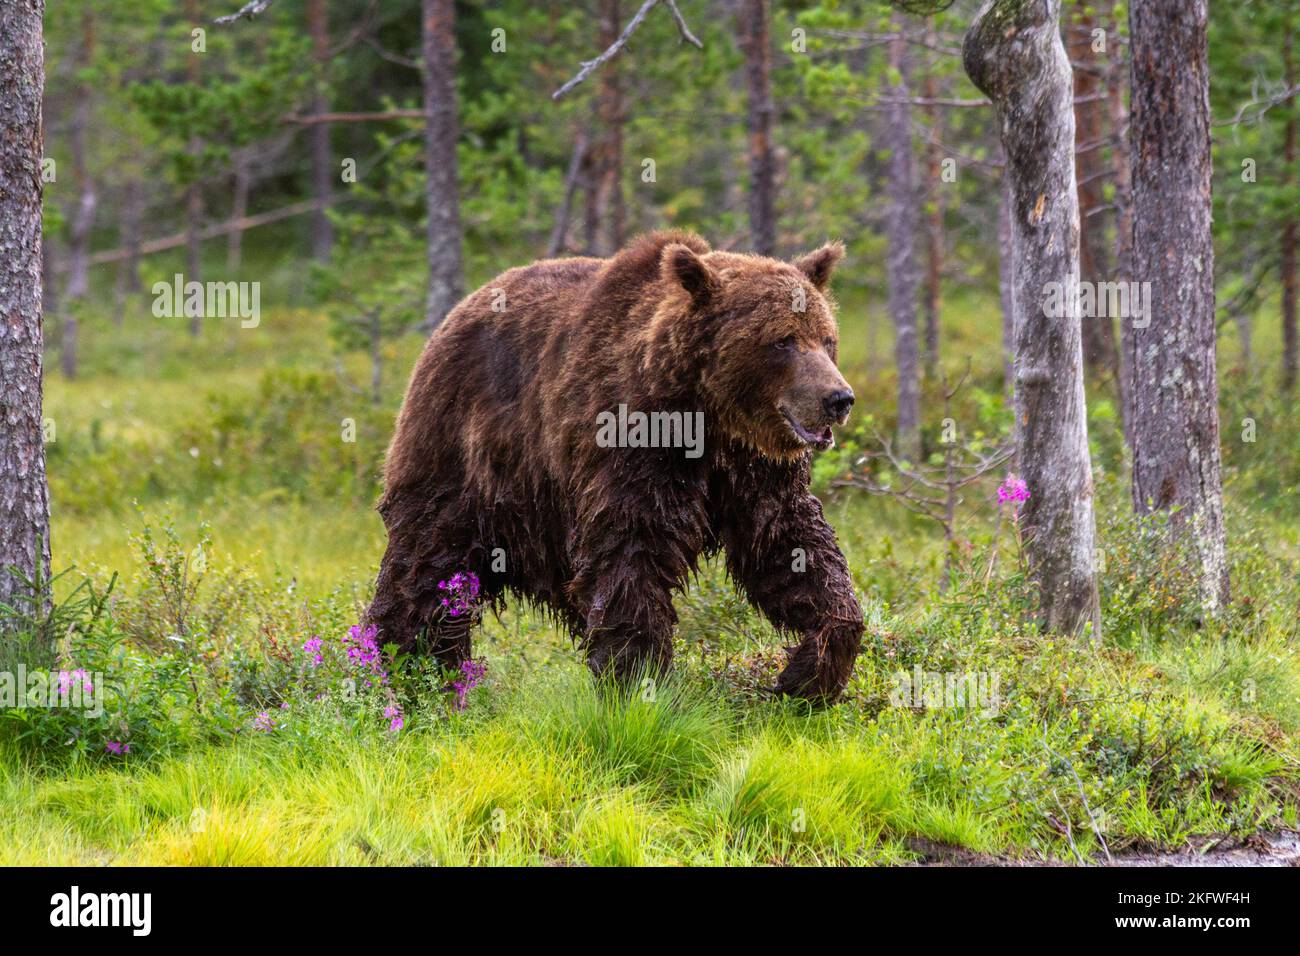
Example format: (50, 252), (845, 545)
(553, 0), (703, 101)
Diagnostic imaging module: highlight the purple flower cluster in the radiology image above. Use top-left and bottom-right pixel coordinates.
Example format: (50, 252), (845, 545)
(345, 623), (388, 687)
(105, 740), (130, 756)
(302, 635), (323, 666)
(253, 711), (276, 733)
(997, 475), (1030, 508)
(453, 659), (487, 711)
(384, 703), (404, 733)
(57, 669), (93, 695)
(439, 572), (481, 618)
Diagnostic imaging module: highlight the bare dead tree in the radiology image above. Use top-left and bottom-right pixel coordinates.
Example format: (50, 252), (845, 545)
(963, 0), (1101, 641)
(1127, 0), (1228, 613)
(548, 132), (590, 257)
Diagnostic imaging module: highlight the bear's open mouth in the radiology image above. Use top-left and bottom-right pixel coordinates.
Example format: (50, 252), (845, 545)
(780, 408), (835, 451)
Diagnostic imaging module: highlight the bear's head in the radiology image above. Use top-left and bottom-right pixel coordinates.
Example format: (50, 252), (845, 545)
(660, 241), (854, 461)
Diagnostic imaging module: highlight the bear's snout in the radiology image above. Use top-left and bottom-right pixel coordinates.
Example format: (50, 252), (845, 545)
(823, 388), (854, 423)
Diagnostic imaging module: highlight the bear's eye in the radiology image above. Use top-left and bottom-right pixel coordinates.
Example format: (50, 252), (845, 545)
(772, 335), (796, 351)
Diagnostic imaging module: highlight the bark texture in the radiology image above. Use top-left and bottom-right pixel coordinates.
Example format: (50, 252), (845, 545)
(0, 0), (52, 617)
(1127, 0), (1228, 612)
(886, 25), (921, 460)
(421, 0), (465, 330)
(964, 0), (1101, 639)
(740, 0), (776, 255)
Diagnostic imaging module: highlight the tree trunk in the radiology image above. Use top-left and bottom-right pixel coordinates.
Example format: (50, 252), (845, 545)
(186, 0), (203, 338)
(228, 149), (251, 271)
(63, 8), (97, 381)
(964, 0), (1101, 640)
(594, 0), (625, 256)
(921, 16), (943, 377)
(421, 0), (465, 330)
(1105, 10), (1135, 441)
(1234, 309), (1253, 373)
(307, 0), (334, 261)
(0, 0), (52, 622)
(886, 25), (921, 460)
(739, 0), (776, 255)
(1282, 15), (1297, 391)
(1127, 0), (1228, 613)
(113, 176), (144, 326)
(1068, 6), (1120, 388)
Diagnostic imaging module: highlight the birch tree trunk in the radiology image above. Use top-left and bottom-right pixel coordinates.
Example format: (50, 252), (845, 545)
(421, 0), (465, 330)
(740, 0), (776, 255)
(307, 0), (334, 261)
(964, 0), (1101, 640)
(886, 25), (921, 461)
(1127, 0), (1228, 612)
(0, 0), (52, 620)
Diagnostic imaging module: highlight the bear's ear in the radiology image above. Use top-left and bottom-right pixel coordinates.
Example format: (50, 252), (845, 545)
(662, 243), (718, 308)
(793, 241), (845, 291)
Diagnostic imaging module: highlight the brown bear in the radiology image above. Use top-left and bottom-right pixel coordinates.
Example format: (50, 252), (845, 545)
(368, 230), (863, 703)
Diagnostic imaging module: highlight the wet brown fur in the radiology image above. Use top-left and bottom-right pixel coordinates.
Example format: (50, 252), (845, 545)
(368, 231), (863, 703)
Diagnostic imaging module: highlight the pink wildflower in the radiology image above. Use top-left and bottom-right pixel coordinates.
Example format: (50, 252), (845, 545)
(997, 475), (1030, 507)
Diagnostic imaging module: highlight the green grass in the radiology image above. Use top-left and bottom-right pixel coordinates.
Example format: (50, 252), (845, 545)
(4, 272), (1297, 866)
